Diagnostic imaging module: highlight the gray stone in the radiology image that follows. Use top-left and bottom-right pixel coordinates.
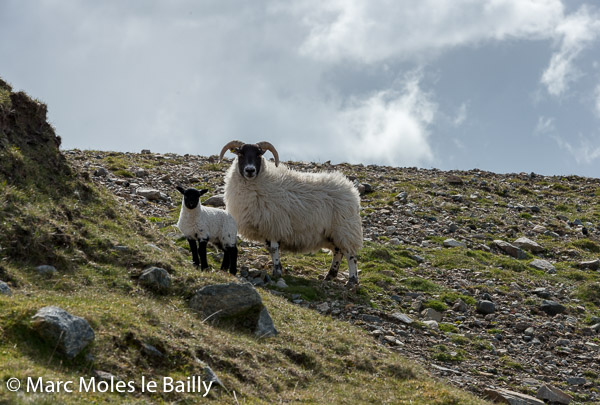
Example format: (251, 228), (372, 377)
(493, 240), (527, 259)
(531, 287), (550, 299)
(566, 377), (586, 386)
(316, 302), (330, 313)
(189, 283), (277, 337)
(484, 388), (545, 405)
(141, 343), (164, 360)
(0, 281), (11, 296)
(396, 191), (408, 203)
(141, 149), (151, 154)
(197, 359), (225, 389)
(93, 167), (108, 177)
(139, 267), (171, 294)
(540, 300), (566, 316)
(136, 187), (162, 200)
(135, 168), (148, 177)
(443, 238), (466, 248)
(421, 308), (443, 322)
(423, 320), (439, 329)
(31, 306), (95, 359)
(36, 265), (57, 277)
(578, 259), (600, 270)
(203, 194), (225, 207)
(452, 299), (469, 312)
(532, 225), (547, 233)
(513, 237), (544, 253)
(536, 384), (572, 404)
(530, 259), (556, 273)
(591, 323), (600, 332)
(275, 278), (288, 288)
(255, 307), (278, 337)
(391, 312), (413, 324)
(476, 300), (496, 314)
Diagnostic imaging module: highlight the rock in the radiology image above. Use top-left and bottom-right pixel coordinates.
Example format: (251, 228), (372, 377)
(93, 167), (108, 177)
(531, 287), (550, 299)
(391, 312), (413, 324)
(421, 308), (443, 322)
(141, 149), (151, 154)
(35, 265), (57, 277)
(446, 175), (463, 185)
(255, 307), (278, 338)
(189, 283), (277, 337)
(536, 384), (572, 404)
(396, 191), (408, 203)
(452, 299), (469, 312)
(141, 342), (165, 361)
(0, 281), (11, 296)
(566, 377), (586, 386)
(93, 370), (118, 382)
(578, 259), (600, 270)
(423, 320), (439, 329)
(316, 302), (330, 313)
(532, 225), (547, 233)
(591, 323), (600, 333)
(484, 388), (545, 405)
(513, 237), (544, 253)
(529, 259), (556, 273)
(275, 278), (288, 288)
(476, 300), (496, 314)
(203, 194), (225, 207)
(493, 240), (527, 259)
(136, 187), (162, 200)
(197, 359), (225, 389)
(135, 168), (148, 177)
(139, 267), (171, 294)
(540, 300), (566, 316)
(31, 306), (95, 359)
(443, 238), (466, 248)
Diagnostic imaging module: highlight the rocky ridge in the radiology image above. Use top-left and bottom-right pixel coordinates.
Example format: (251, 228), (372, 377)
(65, 149), (600, 403)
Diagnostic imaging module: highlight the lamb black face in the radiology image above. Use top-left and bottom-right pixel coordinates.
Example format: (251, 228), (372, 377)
(236, 144), (265, 180)
(176, 186), (208, 209)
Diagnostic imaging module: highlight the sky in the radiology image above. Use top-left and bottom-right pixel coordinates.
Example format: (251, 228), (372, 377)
(1, 0), (600, 177)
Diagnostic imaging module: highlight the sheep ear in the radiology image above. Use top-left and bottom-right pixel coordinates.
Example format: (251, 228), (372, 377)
(176, 186), (185, 194)
(199, 189), (209, 196)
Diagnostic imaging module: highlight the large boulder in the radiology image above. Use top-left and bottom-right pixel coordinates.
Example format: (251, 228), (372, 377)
(139, 267), (171, 294)
(189, 283), (277, 337)
(493, 240), (527, 259)
(31, 306), (95, 359)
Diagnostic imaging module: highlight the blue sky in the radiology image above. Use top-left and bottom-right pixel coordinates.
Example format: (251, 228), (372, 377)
(1, 0), (600, 176)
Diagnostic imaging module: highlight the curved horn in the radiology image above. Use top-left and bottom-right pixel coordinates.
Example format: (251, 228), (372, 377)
(256, 141), (279, 167)
(219, 140), (244, 161)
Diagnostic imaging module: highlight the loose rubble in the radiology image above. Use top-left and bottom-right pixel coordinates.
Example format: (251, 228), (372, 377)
(65, 150), (600, 403)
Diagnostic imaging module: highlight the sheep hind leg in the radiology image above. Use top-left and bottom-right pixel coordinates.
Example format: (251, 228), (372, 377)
(198, 239), (209, 270)
(266, 240), (283, 278)
(325, 247), (343, 281)
(220, 246), (237, 275)
(344, 253), (359, 287)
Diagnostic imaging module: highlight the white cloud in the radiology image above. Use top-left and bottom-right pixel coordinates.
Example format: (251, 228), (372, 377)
(552, 134), (600, 164)
(534, 116), (556, 135)
(297, 0), (565, 63)
(332, 73), (435, 166)
(595, 84), (600, 117)
(541, 6), (600, 96)
(453, 103), (467, 127)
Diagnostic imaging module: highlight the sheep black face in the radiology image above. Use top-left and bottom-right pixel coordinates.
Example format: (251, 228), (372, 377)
(236, 144), (264, 180)
(176, 186), (208, 209)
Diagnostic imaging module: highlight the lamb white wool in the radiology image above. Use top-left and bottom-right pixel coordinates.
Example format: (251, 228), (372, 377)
(219, 141), (363, 286)
(176, 186), (238, 275)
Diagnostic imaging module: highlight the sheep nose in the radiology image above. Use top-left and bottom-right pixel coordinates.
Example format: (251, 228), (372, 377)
(245, 167), (256, 175)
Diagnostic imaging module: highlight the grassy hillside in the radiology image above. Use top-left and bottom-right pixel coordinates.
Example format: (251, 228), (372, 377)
(0, 81), (485, 403)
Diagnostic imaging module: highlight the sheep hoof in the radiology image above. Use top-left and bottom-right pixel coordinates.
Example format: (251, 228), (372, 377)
(201, 266), (210, 271)
(272, 266), (283, 279)
(345, 276), (359, 288)
(324, 271), (338, 281)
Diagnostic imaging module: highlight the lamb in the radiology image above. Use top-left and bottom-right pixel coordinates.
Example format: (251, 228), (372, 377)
(175, 186), (238, 275)
(219, 141), (363, 286)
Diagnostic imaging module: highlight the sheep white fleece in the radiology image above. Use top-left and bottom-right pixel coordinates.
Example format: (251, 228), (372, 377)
(176, 203), (237, 248)
(224, 158), (363, 254)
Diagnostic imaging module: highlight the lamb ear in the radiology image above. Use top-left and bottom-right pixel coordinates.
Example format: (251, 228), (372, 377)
(199, 189), (209, 196)
(176, 186), (185, 194)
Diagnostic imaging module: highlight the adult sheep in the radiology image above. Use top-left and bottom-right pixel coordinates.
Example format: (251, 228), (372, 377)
(219, 140), (363, 286)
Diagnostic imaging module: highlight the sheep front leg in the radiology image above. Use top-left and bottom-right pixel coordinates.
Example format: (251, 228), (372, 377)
(345, 253), (359, 287)
(198, 238), (209, 270)
(325, 247), (343, 281)
(187, 238), (200, 267)
(266, 240), (283, 278)
(227, 246), (238, 276)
